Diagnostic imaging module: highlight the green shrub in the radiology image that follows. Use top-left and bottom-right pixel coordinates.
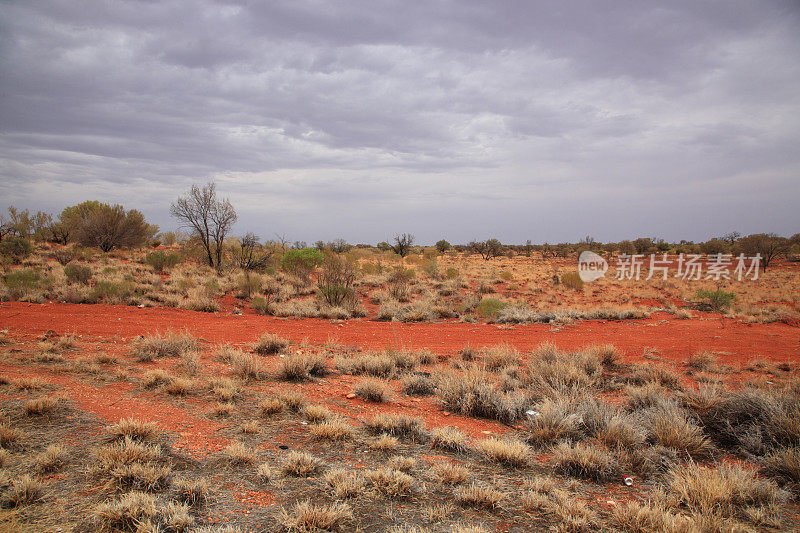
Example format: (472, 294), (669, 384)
(91, 280), (135, 302)
(318, 254), (356, 307)
(475, 298), (507, 320)
(237, 274), (262, 298)
(0, 237), (33, 262)
(145, 251), (181, 274)
(281, 248), (324, 279)
(561, 272), (584, 291)
(694, 289), (736, 312)
(4, 268), (46, 298)
(444, 267), (460, 279)
(64, 263), (93, 285)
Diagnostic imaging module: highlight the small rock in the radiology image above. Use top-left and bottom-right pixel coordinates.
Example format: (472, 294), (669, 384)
(346, 393), (357, 399)
(442, 411), (451, 416)
(481, 430), (492, 435)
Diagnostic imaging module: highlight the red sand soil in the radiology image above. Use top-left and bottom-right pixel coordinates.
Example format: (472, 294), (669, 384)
(2, 301), (798, 457)
(1, 301), (798, 366)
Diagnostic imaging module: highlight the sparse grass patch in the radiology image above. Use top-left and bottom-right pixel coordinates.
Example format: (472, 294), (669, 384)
(455, 483), (505, 509)
(610, 500), (695, 533)
(302, 404), (334, 423)
(430, 426), (468, 452)
(430, 462), (470, 484)
(687, 351), (717, 372)
(229, 350), (265, 381)
(106, 418), (160, 442)
(253, 333), (289, 355)
(666, 463), (787, 526)
(280, 499), (351, 532)
(310, 418), (354, 441)
(365, 468), (414, 497)
(365, 413), (428, 442)
(106, 462), (172, 492)
(474, 437), (529, 467)
(162, 501), (194, 532)
(1, 475), (43, 507)
(324, 468), (365, 499)
(354, 378), (391, 402)
(141, 369), (171, 389)
(435, 368), (526, 423)
(370, 434), (400, 452)
(34, 444), (66, 473)
(173, 477), (208, 506)
(259, 397), (285, 416)
(165, 377), (195, 396)
(222, 441), (257, 466)
(276, 352), (328, 381)
(551, 441), (618, 481)
(645, 404), (714, 459)
(277, 391), (306, 411)
(241, 420), (260, 434)
(256, 462), (273, 482)
(282, 451), (323, 477)
(23, 396), (58, 416)
(335, 352), (397, 377)
(401, 373), (435, 396)
(388, 455), (416, 472)
(93, 438), (162, 473)
(761, 447), (800, 491)
(93, 491), (157, 532)
(130, 331), (197, 362)
(12, 377), (43, 391)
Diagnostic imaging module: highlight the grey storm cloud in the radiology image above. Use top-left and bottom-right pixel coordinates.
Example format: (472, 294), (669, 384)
(1, 0), (798, 244)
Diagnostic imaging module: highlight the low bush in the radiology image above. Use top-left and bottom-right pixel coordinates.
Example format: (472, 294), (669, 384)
(0, 237), (32, 262)
(474, 437), (529, 467)
(475, 298), (507, 320)
(694, 289), (737, 312)
(551, 441), (618, 481)
(435, 369), (527, 423)
(354, 378), (391, 402)
(365, 413), (429, 442)
(276, 352), (328, 381)
(253, 333), (289, 355)
(130, 331), (197, 361)
(401, 373), (435, 396)
(64, 262), (93, 284)
(145, 251), (181, 273)
(3, 268), (47, 299)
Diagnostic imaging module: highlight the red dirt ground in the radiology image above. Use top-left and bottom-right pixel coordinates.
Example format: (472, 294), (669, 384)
(1, 301), (797, 366)
(2, 301), (798, 458)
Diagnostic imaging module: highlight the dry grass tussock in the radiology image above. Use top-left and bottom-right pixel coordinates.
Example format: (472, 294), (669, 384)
(130, 330), (197, 361)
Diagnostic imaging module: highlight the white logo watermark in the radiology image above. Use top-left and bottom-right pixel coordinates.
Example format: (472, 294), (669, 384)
(578, 253), (761, 282)
(578, 251), (608, 282)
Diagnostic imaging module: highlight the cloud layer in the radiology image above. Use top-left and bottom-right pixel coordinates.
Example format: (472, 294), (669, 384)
(1, 0), (798, 243)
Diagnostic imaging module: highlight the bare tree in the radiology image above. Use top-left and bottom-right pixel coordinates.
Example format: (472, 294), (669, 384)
(170, 182), (237, 269)
(235, 232), (272, 273)
(721, 231), (741, 245)
(391, 233), (414, 257)
(274, 233), (289, 253)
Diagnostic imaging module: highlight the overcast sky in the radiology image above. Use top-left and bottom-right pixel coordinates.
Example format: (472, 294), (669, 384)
(1, 1), (799, 244)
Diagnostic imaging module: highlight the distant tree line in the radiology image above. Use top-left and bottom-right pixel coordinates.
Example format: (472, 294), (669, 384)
(2, 181), (798, 275)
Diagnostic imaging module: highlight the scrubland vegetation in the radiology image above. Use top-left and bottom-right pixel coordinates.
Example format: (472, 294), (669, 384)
(1, 321), (799, 531)
(1, 188), (799, 531)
